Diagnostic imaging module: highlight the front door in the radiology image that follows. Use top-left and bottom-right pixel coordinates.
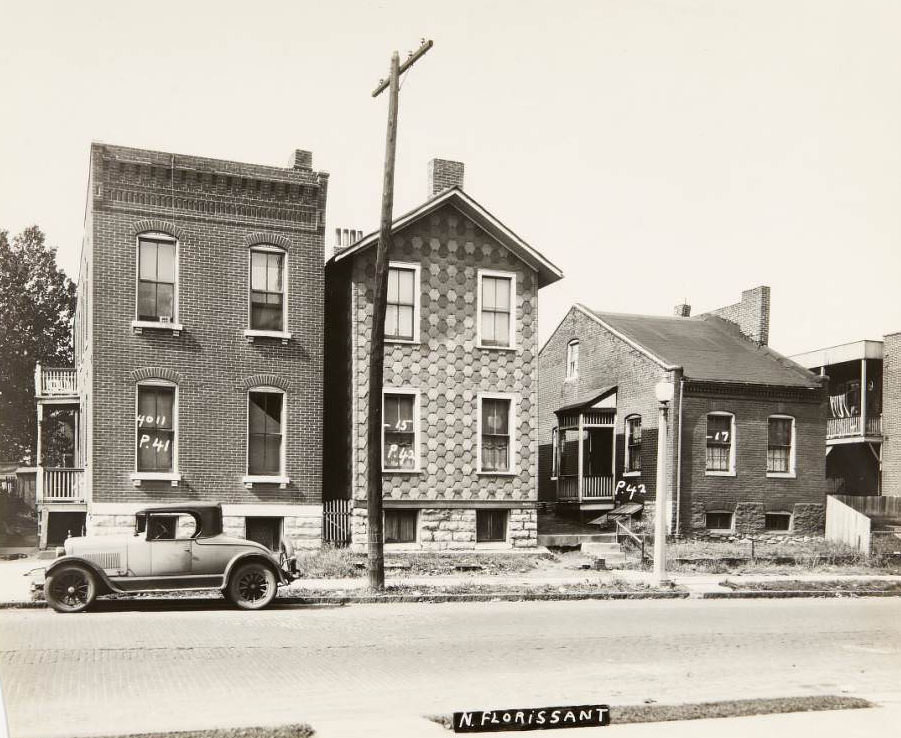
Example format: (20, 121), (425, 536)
(583, 428), (613, 477)
(147, 513), (194, 576)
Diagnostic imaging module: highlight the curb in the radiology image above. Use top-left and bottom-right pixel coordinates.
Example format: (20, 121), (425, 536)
(6, 587), (901, 609)
(702, 589), (901, 599)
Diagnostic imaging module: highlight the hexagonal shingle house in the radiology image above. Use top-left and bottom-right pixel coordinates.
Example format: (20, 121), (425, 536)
(324, 159), (563, 551)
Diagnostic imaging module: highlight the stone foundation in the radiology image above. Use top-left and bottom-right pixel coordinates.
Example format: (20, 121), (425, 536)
(733, 502), (766, 535)
(351, 506), (537, 551)
(86, 504), (322, 549)
(791, 503), (825, 534)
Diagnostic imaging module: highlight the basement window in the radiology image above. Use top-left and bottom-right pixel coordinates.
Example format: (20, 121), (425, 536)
(384, 510), (418, 544)
(765, 512), (792, 532)
(705, 511), (733, 531)
(476, 509), (508, 543)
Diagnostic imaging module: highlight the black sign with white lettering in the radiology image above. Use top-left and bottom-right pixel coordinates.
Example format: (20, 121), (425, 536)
(453, 705), (610, 732)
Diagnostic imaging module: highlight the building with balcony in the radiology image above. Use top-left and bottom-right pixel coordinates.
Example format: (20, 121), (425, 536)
(34, 142), (329, 549)
(323, 159), (563, 550)
(539, 288), (830, 535)
(790, 333), (901, 498)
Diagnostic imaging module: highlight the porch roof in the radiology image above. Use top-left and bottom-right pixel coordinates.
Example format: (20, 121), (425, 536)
(555, 384), (617, 414)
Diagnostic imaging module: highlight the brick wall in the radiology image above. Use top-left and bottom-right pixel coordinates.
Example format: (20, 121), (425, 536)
(326, 202), (541, 549)
(537, 306), (676, 507)
(883, 332), (901, 496)
(679, 384), (827, 532)
(85, 144), (327, 534)
(427, 159), (464, 195)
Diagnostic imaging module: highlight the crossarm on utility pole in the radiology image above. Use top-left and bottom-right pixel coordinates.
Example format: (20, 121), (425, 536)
(371, 40), (434, 97)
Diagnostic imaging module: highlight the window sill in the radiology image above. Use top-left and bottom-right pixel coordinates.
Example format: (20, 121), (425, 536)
(132, 320), (184, 336)
(385, 337), (420, 345)
(244, 329), (291, 345)
(705, 471), (736, 477)
(476, 344), (517, 352)
(243, 475), (289, 489)
(622, 471), (641, 478)
(477, 471), (517, 477)
(475, 541), (513, 550)
(131, 472), (181, 487)
(382, 468), (422, 474)
(766, 472), (796, 479)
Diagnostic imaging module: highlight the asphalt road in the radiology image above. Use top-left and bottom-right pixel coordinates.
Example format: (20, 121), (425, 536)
(1, 597), (900, 738)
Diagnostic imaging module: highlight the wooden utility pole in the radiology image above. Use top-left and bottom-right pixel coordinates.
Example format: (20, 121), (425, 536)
(367, 40), (433, 590)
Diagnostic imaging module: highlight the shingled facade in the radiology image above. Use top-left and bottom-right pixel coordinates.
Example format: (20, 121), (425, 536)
(46, 143), (329, 550)
(324, 160), (563, 550)
(539, 289), (829, 535)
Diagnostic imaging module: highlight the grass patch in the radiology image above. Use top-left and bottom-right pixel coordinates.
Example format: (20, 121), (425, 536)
(722, 579), (901, 593)
(293, 547), (551, 579)
(427, 695), (872, 730)
(86, 724), (315, 738)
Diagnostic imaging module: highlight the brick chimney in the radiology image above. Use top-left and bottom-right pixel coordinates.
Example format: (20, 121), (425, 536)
(333, 227), (363, 256)
(427, 158), (464, 196)
(291, 150), (313, 170)
(703, 286), (771, 345)
(673, 302), (691, 318)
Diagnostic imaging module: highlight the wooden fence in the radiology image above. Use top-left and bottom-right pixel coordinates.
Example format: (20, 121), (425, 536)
(323, 499), (352, 547)
(826, 495), (901, 555)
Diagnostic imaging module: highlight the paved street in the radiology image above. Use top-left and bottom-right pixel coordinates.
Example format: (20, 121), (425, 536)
(1, 597), (900, 737)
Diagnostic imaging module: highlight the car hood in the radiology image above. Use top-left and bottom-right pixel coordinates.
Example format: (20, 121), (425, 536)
(65, 534), (134, 556)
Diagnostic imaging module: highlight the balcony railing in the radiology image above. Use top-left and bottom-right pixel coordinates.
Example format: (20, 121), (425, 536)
(827, 414), (882, 440)
(557, 475), (615, 502)
(37, 467), (85, 502)
(35, 365), (77, 398)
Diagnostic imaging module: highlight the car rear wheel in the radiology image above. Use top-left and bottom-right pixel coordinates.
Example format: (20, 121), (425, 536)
(228, 562), (277, 610)
(45, 565), (97, 613)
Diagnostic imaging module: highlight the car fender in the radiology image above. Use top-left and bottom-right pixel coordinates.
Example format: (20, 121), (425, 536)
(44, 556), (122, 596)
(221, 551), (286, 590)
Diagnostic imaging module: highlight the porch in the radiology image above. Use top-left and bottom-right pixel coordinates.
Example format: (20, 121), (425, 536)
(555, 407), (616, 508)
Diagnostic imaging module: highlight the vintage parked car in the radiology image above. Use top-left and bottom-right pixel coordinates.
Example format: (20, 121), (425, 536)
(43, 503), (298, 613)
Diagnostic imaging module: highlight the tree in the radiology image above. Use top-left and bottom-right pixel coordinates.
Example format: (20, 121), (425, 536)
(0, 226), (76, 463)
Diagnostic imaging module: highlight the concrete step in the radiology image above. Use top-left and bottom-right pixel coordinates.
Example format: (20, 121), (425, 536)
(537, 533), (616, 547)
(581, 542), (622, 555)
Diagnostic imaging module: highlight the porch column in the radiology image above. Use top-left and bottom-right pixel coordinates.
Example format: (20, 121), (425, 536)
(35, 403), (43, 503)
(577, 414), (584, 503)
(861, 358), (867, 437)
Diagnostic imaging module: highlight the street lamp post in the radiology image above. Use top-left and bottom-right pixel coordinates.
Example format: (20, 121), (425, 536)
(653, 380), (674, 586)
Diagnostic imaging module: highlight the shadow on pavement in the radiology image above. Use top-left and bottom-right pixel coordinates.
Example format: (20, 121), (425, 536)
(84, 597), (345, 613)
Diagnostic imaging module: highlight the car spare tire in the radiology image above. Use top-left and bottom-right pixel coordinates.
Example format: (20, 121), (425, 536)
(227, 561), (277, 610)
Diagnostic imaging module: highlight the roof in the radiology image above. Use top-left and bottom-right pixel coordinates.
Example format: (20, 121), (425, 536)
(789, 340), (884, 370)
(556, 385), (617, 413)
(578, 306), (821, 388)
(330, 187), (564, 288)
(135, 503), (223, 538)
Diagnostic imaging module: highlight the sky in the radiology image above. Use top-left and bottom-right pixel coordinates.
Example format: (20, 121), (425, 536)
(1, 0), (899, 356)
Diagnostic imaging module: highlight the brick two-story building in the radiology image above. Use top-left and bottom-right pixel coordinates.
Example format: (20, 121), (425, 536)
(539, 288), (829, 535)
(33, 142), (328, 549)
(324, 159), (563, 550)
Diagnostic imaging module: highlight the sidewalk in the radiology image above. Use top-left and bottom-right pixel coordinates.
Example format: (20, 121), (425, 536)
(5, 553), (901, 607)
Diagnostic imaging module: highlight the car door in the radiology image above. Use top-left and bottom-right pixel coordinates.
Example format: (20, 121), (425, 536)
(147, 513), (194, 576)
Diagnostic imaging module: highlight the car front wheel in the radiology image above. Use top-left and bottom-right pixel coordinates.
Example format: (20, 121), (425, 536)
(228, 562), (277, 610)
(45, 565), (97, 613)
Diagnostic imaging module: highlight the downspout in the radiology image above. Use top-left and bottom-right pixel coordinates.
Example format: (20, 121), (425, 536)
(675, 371), (684, 537)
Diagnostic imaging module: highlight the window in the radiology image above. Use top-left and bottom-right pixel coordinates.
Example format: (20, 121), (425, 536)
(249, 248), (286, 331)
(551, 427), (559, 480)
(136, 384), (175, 473)
(476, 509), (508, 543)
(765, 512), (792, 532)
(479, 396), (514, 473)
(385, 510), (418, 544)
(566, 340), (579, 379)
(385, 264), (419, 341)
(383, 390), (419, 471)
(248, 390), (284, 476)
(706, 413), (735, 474)
(478, 271), (515, 348)
(706, 511), (733, 531)
(137, 235), (176, 322)
(767, 416), (795, 476)
(245, 517), (283, 551)
(625, 415), (642, 473)
(147, 513), (196, 540)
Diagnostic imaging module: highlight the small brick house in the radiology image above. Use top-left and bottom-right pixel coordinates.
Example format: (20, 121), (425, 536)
(538, 288), (829, 535)
(33, 142), (328, 549)
(324, 159), (563, 550)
